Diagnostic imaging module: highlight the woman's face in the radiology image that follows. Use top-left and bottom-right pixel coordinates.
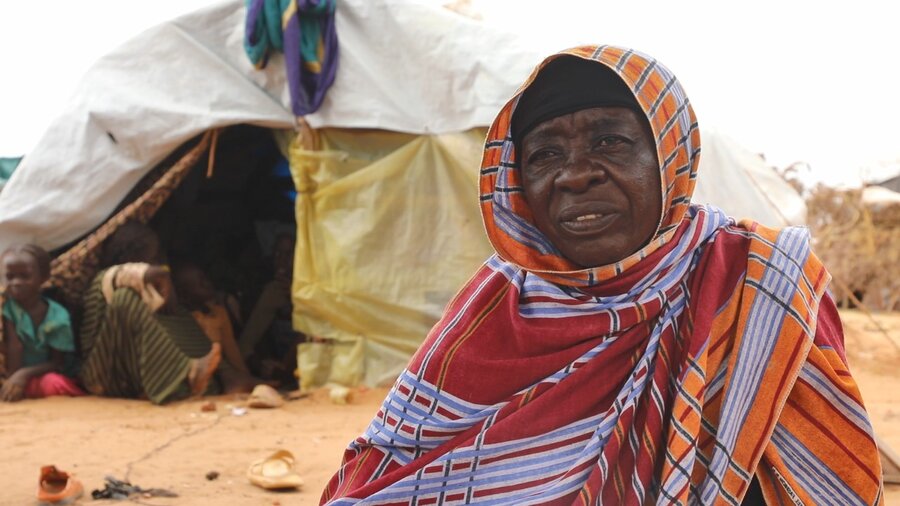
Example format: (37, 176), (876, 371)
(2, 252), (45, 307)
(519, 106), (662, 268)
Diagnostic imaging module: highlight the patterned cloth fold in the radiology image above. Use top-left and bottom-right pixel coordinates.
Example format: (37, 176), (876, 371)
(320, 46), (883, 505)
(244, 0), (339, 116)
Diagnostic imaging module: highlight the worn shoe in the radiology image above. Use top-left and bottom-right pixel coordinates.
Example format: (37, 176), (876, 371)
(247, 450), (304, 490)
(37, 465), (84, 504)
(247, 384), (285, 409)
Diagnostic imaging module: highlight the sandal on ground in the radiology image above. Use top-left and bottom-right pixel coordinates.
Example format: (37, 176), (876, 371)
(247, 384), (285, 409)
(247, 450), (304, 490)
(37, 465), (84, 504)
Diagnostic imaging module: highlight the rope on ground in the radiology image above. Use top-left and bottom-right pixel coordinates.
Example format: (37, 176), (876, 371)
(123, 413), (225, 482)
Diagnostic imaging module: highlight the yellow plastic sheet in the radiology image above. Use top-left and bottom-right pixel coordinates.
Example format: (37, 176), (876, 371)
(287, 128), (493, 387)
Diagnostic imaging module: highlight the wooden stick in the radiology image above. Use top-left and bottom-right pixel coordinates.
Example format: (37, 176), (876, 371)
(206, 128), (219, 178)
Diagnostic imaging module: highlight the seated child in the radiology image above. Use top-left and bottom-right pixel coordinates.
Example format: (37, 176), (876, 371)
(1, 244), (84, 402)
(172, 261), (254, 380)
(239, 233), (303, 387)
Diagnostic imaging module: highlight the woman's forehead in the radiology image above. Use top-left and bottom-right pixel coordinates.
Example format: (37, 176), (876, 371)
(523, 107), (647, 143)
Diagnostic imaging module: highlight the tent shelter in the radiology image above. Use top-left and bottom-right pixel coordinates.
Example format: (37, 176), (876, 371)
(693, 129), (805, 226)
(0, 0), (804, 387)
(0, 0), (540, 387)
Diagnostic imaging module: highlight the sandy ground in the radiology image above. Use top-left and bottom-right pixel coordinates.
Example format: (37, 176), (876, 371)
(0, 309), (898, 506)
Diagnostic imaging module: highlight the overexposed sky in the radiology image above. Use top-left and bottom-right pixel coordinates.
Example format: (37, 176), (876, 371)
(1, 0), (898, 186)
(0, 1), (215, 152)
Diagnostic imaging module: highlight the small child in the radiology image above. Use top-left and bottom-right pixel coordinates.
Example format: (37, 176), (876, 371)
(1, 244), (84, 402)
(172, 262), (251, 377)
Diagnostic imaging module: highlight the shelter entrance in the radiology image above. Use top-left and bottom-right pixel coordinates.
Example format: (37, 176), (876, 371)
(148, 124), (301, 387)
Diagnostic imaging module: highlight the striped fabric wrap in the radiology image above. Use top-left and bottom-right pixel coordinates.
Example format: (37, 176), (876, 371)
(321, 46), (883, 505)
(244, 0), (338, 116)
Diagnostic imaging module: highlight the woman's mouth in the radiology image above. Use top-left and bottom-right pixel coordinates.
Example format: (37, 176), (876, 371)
(559, 212), (617, 235)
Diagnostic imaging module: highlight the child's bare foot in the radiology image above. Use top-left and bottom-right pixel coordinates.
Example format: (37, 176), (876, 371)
(188, 343), (221, 396)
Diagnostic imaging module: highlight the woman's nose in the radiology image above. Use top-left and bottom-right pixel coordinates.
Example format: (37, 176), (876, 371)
(555, 153), (608, 191)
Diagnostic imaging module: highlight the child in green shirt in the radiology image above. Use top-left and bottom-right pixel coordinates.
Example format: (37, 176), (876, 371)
(1, 244), (83, 401)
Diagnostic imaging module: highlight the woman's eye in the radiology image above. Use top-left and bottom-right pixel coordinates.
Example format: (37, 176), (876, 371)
(527, 149), (558, 164)
(595, 136), (626, 148)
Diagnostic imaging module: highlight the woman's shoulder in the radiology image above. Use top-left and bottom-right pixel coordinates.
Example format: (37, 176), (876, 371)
(717, 220), (812, 246)
(704, 221), (817, 268)
(89, 268), (111, 285)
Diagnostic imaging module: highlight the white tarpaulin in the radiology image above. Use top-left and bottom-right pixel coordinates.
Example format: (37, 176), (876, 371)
(695, 129), (806, 227)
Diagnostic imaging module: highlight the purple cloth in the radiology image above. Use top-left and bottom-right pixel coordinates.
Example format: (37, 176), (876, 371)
(245, 0), (339, 116)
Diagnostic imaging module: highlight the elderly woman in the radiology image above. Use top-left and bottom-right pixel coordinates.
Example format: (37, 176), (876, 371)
(320, 47), (883, 505)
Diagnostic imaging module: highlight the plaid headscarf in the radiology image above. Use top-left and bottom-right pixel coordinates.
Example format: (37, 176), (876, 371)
(482, 46), (700, 286)
(321, 46), (883, 505)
